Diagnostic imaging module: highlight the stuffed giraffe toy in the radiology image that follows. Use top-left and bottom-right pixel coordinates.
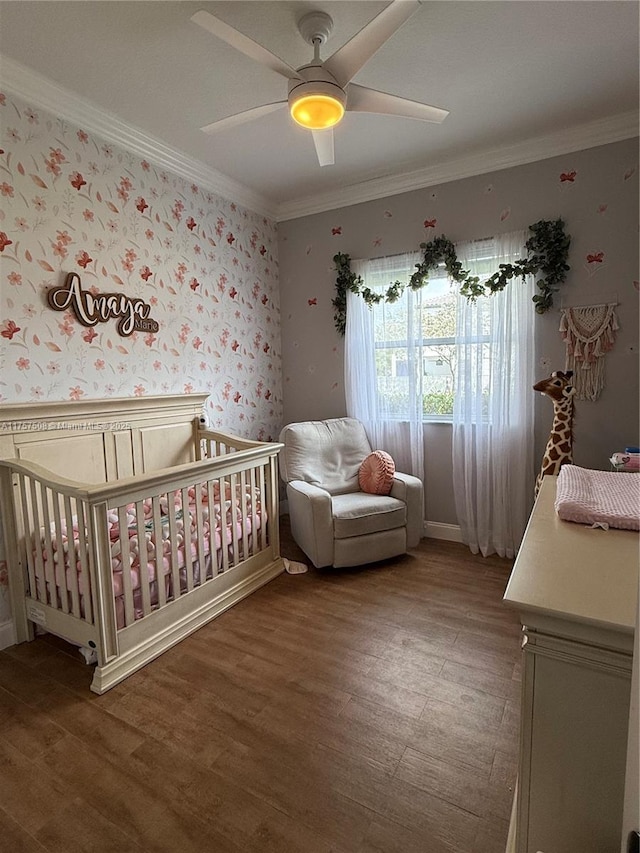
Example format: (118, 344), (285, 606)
(534, 369), (576, 497)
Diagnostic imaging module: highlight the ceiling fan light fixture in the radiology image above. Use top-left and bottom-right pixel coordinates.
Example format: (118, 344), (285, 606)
(290, 93), (344, 129)
(288, 75), (347, 130)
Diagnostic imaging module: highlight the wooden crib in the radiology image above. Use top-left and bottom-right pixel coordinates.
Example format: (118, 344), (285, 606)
(0, 394), (283, 693)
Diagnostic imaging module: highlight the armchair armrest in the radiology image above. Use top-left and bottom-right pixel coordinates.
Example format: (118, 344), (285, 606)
(390, 472), (424, 547)
(286, 480), (335, 568)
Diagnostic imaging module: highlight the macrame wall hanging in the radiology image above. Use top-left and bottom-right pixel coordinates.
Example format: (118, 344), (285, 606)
(559, 303), (618, 401)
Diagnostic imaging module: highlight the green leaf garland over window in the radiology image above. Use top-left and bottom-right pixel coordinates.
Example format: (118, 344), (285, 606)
(332, 218), (570, 335)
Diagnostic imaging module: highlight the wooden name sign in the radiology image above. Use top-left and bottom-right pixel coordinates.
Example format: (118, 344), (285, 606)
(48, 272), (159, 337)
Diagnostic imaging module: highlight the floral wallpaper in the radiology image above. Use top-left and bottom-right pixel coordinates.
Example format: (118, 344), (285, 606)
(0, 91), (281, 438)
(0, 90), (282, 631)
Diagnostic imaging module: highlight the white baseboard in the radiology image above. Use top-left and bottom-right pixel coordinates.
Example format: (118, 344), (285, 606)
(0, 618), (17, 650)
(424, 521), (463, 543)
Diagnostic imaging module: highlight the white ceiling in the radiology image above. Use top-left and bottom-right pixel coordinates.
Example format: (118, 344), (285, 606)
(1, 1), (638, 220)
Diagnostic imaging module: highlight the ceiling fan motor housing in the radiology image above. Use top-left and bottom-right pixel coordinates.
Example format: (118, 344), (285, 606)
(288, 65), (346, 105)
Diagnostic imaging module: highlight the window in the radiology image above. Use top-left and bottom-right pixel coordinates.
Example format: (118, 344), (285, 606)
(363, 240), (507, 422)
(365, 263), (454, 421)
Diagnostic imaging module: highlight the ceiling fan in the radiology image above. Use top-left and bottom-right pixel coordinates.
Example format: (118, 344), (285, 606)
(190, 0), (449, 167)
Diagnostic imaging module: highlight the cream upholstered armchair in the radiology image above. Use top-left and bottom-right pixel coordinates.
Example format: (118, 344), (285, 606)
(278, 418), (423, 568)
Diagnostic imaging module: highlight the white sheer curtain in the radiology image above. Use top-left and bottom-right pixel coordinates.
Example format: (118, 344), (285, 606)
(452, 231), (536, 558)
(345, 253), (424, 479)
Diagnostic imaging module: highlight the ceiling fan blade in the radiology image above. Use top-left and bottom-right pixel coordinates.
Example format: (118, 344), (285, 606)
(324, 0), (420, 87)
(312, 129), (335, 167)
(191, 10), (301, 80)
(346, 84), (449, 123)
(201, 102), (287, 134)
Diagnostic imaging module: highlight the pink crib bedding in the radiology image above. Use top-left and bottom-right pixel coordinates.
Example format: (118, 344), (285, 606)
(33, 481), (263, 627)
(554, 464), (640, 531)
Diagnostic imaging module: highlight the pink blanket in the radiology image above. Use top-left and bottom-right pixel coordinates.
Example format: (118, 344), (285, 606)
(555, 465), (640, 531)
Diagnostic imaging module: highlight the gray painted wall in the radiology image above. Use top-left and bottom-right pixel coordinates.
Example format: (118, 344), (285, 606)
(278, 139), (639, 525)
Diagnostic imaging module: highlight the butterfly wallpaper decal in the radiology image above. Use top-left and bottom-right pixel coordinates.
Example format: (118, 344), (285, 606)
(585, 251), (606, 276)
(1, 320), (21, 340)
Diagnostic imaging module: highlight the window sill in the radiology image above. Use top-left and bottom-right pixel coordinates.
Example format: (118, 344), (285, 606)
(423, 416), (453, 425)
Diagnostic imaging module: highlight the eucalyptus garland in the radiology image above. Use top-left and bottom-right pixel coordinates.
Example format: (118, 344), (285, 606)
(332, 218), (570, 335)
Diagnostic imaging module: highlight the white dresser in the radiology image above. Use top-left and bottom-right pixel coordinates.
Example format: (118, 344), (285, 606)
(503, 476), (639, 853)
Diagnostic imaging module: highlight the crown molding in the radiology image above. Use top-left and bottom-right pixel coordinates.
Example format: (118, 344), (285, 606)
(275, 111), (640, 221)
(0, 55), (278, 221)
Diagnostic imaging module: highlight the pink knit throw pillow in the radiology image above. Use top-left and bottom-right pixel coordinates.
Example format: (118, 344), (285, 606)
(358, 450), (395, 495)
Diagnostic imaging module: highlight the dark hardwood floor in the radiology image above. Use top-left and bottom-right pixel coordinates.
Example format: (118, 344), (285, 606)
(0, 520), (521, 853)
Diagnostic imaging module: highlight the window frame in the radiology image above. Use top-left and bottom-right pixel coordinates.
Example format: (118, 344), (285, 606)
(368, 266), (492, 424)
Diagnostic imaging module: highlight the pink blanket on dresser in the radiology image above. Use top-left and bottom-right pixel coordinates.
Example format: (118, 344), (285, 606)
(555, 465), (640, 531)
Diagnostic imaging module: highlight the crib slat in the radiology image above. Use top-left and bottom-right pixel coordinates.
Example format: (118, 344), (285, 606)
(194, 482), (206, 586)
(27, 478), (44, 603)
(182, 487), (194, 593)
(239, 470), (249, 560)
(19, 475), (38, 602)
(256, 465), (267, 551)
(63, 496), (81, 619)
(51, 491), (70, 614)
(151, 495), (166, 610)
(36, 481), (57, 608)
(117, 505), (135, 627)
(260, 463), (267, 554)
(75, 498), (93, 624)
(249, 466), (258, 557)
(218, 476), (230, 574)
(206, 479), (219, 578)
(229, 473), (240, 567)
(136, 500), (151, 618)
(166, 491), (181, 602)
